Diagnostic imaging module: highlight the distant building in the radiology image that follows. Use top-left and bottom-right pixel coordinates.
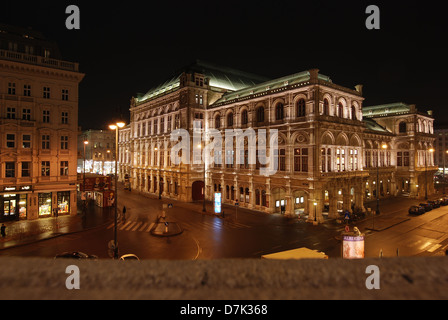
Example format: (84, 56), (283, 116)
(78, 129), (116, 175)
(0, 24), (84, 221)
(121, 60), (436, 222)
(434, 127), (448, 173)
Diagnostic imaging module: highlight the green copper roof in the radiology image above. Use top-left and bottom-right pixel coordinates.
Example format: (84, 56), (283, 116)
(137, 60), (269, 103)
(211, 71), (332, 105)
(362, 102), (411, 118)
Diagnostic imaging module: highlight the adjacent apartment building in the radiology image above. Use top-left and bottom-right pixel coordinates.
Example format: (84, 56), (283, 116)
(119, 60), (436, 222)
(0, 24), (84, 221)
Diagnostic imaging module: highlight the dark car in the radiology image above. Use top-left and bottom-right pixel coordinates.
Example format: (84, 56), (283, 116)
(55, 251), (98, 260)
(428, 200), (441, 208)
(409, 205), (425, 215)
(440, 197), (448, 206)
(419, 203), (432, 212)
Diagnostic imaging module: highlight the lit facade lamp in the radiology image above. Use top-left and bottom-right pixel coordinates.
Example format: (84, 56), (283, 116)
(197, 143), (206, 212)
(443, 150), (448, 195)
(376, 143), (388, 215)
(154, 146), (162, 199)
(425, 148), (435, 200)
(109, 121), (125, 259)
(82, 139), (89, 212)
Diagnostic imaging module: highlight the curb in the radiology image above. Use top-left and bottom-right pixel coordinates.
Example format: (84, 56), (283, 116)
(149, 216), (183, 237)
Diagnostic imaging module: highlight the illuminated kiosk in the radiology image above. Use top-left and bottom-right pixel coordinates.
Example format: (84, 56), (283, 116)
(342, 230), (365, 259)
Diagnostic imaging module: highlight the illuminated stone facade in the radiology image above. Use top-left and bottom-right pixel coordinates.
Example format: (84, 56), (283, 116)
(122, 60), (436, 222)
(0, 24), (84, 221)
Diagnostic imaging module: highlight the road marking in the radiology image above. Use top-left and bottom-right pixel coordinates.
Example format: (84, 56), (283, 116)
(427, 244), (442, 253)
(146, 222), (154, 232)
(131, 222), (143, 231)
(125, 221), (137, 231)
(119, 221), (133, 230)
(137, 222), (149, 232)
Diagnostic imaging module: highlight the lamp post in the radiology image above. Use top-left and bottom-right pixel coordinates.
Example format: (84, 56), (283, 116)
(82, 139), (89, 212)
(425, 148), (435, 200)
(443, 150), (448, 195)
(154, 146), (162, 200)
(109, 121), (125, 259)
(376, 143), (388, 215)
(197, 143), (206, 212)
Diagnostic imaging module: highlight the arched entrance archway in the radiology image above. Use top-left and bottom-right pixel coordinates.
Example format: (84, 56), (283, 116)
(192, 181), (205, 201)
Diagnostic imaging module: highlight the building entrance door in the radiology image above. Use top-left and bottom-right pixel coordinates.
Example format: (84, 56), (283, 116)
(192, 181), (204, 201)
(2, 196), (17, 221)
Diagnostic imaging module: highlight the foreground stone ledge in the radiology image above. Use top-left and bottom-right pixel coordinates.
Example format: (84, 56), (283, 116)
(0, 257), (446, 300)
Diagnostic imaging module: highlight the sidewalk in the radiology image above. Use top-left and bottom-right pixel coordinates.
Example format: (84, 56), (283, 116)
(0, 201), (114, 250)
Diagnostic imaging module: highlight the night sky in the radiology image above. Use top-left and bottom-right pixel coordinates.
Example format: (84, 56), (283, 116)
(1, 0), (447, 130)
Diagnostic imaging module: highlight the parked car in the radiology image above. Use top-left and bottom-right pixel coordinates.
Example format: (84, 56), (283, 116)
(428, 200), (441, 208)
(119, 254), (140, 261)
(440, 197), (448, 206)
(419, 203), (433, 212)
(409, 205), (425, 215)
(55, 251), (98, 260)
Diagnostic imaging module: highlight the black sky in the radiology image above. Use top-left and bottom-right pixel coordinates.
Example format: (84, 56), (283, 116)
(1, 0), (447, 130)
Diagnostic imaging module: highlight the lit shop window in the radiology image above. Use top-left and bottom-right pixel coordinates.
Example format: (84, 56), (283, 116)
(38, 193), (52, 216)
(57, 191), (70, 214)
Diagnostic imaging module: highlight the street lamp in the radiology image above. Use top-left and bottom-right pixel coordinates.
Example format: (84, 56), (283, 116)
(109, 121), (125, 259)
(376, 143), (388, 215)
(425, 148), (435, 200)
(154, 146), (162, 199)
(82, 139), (89, 213)
(197, 143), (206, 212)
(443, 150), (448, 195)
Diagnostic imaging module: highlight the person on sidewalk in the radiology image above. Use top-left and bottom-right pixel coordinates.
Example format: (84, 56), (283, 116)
(1, 224), (5, 238)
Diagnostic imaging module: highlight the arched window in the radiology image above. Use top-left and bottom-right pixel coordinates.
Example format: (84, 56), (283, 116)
(297, 99), (306, 117)
(275, 103), (284, 120)
(215, 115), (221, 129)
(351, 106), (357, 120)
(399, 121), (407, 133)
(241, 109), (248, 125)
(323, 99), (329, 115)
(337, 103), (344, 118)
(257, 106), (265, 123)
(227, 112), (234, 127)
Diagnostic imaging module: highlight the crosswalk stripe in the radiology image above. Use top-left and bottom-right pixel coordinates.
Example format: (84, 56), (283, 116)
(137, 222), (148, 232)
(125, 221), (137, 231)
(120, 221), (133, 230)
(146, 222), (155, 232)
(131, 222), (143, 231)
(108, 218), (250, 233)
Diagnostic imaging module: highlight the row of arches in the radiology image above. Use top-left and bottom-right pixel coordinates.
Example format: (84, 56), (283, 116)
(212, 96), (362, 129)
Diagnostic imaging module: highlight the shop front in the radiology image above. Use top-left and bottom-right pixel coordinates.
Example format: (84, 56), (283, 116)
(0, 186), (30, 222)
(38, 191), (71, 217)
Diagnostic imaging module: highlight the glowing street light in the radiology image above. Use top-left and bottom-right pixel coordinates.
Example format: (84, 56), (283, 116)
(197, 143), (206, 212)
(109, 121), (125, 259)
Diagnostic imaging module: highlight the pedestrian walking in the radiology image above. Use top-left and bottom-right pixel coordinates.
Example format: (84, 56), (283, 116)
(1, 224), (6, 238)
(122, 206), (127, 222)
